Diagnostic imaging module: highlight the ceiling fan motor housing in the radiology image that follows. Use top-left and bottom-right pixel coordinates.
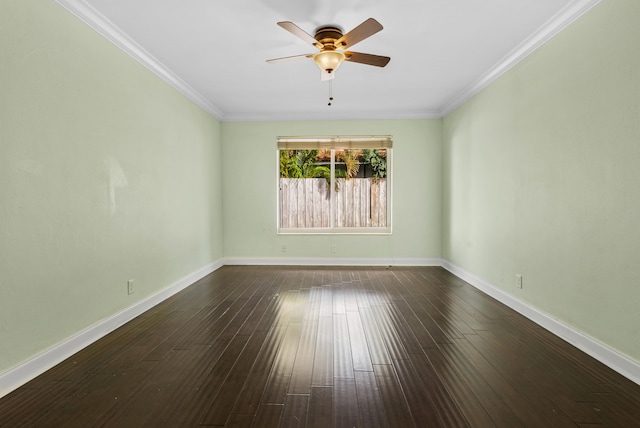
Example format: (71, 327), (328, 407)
(314, 27), (345, 49)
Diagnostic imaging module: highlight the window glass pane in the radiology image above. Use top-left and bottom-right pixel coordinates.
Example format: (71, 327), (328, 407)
(333, 149), (387, 228)
(279, 149), (330, 229)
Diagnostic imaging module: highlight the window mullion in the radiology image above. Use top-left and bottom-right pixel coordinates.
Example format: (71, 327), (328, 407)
(330, 149), (335, 230)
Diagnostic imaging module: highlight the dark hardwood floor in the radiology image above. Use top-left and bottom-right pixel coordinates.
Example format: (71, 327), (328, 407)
(1, 266), (639, 427)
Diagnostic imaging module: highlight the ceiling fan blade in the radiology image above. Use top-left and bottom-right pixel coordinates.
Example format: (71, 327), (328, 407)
(277, 21), (320, 47)
(266, 53), (314, 64)
(344, 51), (390, 67)
(336, 18), (383, 49)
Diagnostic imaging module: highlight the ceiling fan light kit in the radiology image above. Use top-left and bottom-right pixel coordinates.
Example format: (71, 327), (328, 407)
(313, 50), (345, 74)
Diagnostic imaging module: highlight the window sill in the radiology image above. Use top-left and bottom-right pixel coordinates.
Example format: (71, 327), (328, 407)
(277, 227), (392, 235)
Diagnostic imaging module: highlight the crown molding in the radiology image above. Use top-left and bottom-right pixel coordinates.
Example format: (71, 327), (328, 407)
(54, 0), (224, 120)
(439, 0), (602, 117)
(54, 0), (601, 123)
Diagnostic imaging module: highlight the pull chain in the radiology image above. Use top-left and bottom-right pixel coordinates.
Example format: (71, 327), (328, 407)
(328, 78), (334, 106)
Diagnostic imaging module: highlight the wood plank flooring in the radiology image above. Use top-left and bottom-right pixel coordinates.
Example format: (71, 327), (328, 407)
(1, 266), (639, 427)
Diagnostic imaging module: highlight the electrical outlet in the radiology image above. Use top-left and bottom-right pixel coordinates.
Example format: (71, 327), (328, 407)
(127, 279), (134, 295)
(515, 274), (523, 289)
(331, 244), (337, 253)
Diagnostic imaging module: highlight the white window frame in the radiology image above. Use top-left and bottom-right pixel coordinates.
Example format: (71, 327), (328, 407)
(277, 135), (392, 235)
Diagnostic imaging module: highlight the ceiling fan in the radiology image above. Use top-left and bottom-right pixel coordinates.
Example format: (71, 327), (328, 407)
(266, 18), (390, 81)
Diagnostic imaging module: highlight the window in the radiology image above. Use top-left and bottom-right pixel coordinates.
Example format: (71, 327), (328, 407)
(277, 136), (392, 234)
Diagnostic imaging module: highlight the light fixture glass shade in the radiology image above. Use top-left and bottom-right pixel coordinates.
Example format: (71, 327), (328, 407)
(313, 50), (346, 73)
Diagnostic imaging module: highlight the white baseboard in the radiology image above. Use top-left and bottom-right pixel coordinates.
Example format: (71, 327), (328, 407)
(222, 257), (444, 267)
(3, 257), (638, 399)
(0, 260), (223, 399)
(441, 261), (640, 386)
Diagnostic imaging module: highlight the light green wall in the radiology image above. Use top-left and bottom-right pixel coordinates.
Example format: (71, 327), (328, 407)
(221, 120), (442, 261)
(0, 0), (223, 373)
(443, 0), (640, 363)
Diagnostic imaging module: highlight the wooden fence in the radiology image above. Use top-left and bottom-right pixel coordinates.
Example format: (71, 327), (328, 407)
(279, 178), (387, 228)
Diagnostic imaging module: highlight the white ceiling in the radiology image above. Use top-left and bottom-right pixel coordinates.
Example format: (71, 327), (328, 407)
(57, 0), (600, 121)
